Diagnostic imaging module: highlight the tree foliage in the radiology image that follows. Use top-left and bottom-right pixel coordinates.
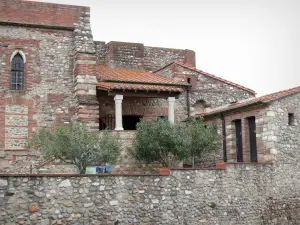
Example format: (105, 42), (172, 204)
(183, 118), (221, 164)
(31, 123), (121, 174)
(130, 119), (186, 167)
(130, 118), (221, 168)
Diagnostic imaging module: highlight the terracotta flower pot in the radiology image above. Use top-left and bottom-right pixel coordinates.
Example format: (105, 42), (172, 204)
(216, 162), (226, 169)
(159, 168), (170, 175)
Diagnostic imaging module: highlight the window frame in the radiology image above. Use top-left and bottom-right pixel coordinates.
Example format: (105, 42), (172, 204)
(10, 53), (25, 90)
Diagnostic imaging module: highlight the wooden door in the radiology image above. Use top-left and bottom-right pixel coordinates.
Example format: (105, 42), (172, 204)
(248, 117), (258, 162)
(235, 120), (243, 162)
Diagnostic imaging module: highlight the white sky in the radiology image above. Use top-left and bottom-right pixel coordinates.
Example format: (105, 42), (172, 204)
(35, 0), (300, 96)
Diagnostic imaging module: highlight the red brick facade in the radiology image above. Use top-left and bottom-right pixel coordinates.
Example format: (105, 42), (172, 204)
(0, 0), (84, 27)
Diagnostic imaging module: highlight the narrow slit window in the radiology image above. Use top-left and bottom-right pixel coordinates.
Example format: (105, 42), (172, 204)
(187, 78), (191, 84)
(11, 53), (24, 90)
(288, 113), (295, 126)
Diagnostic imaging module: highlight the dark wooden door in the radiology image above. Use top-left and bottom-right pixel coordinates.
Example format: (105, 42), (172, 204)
(235, 120), (243, 162)
(248, 117), (258, 162)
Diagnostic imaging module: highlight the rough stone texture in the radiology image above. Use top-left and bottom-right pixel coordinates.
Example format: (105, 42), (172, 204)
(98, 41), (195, 71)
(0, 155), (78, 174)
(203, 92), (300, 165)
(0, 163), (299, 224)
(156, 63), (255, 116)
(0, 24), (77, 150)
(108, 131), (161, 174)
(94, 41), (106, 62)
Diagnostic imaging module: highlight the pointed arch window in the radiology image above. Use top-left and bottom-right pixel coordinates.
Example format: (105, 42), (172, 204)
(11, 53), (24, 90)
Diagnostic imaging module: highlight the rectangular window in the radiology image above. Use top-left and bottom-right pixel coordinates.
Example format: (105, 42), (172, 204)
(288, 113), (295, 126)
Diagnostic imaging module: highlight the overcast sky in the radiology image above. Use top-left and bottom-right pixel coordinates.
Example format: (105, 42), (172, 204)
(35, 0), (300, 96)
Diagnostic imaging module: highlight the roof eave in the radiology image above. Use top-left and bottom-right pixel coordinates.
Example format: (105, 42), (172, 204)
(202, 101), (265, 118)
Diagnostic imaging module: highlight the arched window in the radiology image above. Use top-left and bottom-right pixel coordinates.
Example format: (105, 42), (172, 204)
(11, 53), (24, 90)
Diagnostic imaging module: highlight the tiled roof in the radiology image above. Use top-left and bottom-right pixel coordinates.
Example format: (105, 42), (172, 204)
(96, 64), (188, 86)
(95, 64), (187, 93)
(200, 86), (300, 117)
(96, 82), (184, 92)
(154, 61), (256, 95)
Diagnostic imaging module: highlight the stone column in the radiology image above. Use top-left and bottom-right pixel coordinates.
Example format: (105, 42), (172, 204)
(168, 97), (176, 124)
(114, 95), (124, 130)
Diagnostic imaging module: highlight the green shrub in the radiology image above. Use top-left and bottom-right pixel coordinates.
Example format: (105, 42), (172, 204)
(31, 123), (121, 174)
(130, 119), (186, 167)
(130, 118), (221, 168)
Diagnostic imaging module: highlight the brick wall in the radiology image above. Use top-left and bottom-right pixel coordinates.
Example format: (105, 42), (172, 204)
(0, 0), (86, 27)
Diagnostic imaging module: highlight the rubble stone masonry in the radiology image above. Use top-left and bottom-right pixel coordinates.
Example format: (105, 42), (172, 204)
(0, 163), (299, 224)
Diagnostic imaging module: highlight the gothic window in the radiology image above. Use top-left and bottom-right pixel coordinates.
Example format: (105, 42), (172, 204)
(11, 53), (24, 90)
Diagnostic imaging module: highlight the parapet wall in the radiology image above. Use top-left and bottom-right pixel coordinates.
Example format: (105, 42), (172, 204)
(94, 41), (196, 71)
(0, 163), (299, 224)
(0, 0), (86, 28)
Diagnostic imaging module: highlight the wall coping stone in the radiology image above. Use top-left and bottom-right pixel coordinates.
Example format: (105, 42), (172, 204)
(171, 168), (225, 171)
(0, 173), (169, 177)
(227, 162), (273, 165)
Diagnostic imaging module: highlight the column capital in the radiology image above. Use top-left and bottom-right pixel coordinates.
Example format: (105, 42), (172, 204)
(168, 97), (176, 103)
(114, 94), (123, 101)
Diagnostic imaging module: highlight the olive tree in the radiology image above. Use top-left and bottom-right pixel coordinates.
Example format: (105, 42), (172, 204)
(130, 118), (221, 168)
(31, 123), (121, 174)
(130, 119), (186, 167)
(183, 118), (221, 167)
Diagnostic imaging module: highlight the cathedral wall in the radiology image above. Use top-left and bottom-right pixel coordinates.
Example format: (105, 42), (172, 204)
(0, 25), (76, 153)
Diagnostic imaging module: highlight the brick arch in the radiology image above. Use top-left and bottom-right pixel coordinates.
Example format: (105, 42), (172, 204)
(10, 50), (26, 63)
(191, 98), (211, 116)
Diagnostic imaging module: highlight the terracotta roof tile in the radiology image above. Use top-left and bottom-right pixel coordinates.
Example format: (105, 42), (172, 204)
(96, 82), (184, 92)
(96, 64), (188, 86)
(95, 64), (187, 93)
(154, 61), (256, 94)
(200, 86), (300, 117)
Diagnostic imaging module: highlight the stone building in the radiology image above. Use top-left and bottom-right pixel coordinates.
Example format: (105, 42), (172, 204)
(201, 86), (300, 165)
(0, 0), (256, 172)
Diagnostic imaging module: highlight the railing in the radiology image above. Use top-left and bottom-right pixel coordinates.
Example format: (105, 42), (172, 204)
(99, 114), (115, 130)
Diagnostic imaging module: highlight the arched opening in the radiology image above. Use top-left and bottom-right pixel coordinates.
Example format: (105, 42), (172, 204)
(11, 53), (25, 90)
(191, 100), (210, 116)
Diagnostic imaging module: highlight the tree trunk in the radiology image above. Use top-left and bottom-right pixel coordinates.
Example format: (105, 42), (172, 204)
(80, 166), (86, 174)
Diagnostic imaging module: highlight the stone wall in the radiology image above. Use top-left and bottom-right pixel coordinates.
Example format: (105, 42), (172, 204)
(0, 163), (300, 224)
(0, 25), (77, 152)
(156, 63), (256, 115)
(0, 0), (98, 154)
(93, 41), (196, 71)
(207, 92), (300, 164)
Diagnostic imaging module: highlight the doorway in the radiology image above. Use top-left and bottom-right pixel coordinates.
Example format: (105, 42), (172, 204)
(234, 120), (243, 162)
(248, 117), (258, 162)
